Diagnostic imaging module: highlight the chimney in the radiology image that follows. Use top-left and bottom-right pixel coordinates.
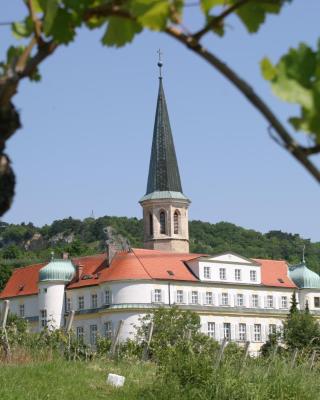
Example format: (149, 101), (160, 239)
(106, 243), (118, 267)
(76, 264), (84, 281)
(62, 252), (69, 260)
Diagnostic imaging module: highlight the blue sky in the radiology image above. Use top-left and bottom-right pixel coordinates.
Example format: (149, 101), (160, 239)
(1, 1), (320, 242)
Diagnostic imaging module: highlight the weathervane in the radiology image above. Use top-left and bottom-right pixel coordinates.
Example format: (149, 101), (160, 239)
(157, 49), (163, 78)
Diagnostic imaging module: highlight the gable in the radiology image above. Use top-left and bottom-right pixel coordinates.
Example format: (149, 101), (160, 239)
(203, 252), (258, 265)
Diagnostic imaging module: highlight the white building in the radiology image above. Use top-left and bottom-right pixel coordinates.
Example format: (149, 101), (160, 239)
(1, 67), (320, 354)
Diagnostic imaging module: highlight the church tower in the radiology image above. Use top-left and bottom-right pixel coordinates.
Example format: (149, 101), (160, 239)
(139, 56), (190, 253)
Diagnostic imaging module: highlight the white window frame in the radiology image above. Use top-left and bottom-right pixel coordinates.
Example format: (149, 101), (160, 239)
(204, 266), (211, 279)
(176, 290), (184, 304)
(221, 293), (229, 306)
(105, 290), (111, 305)
(251, 294), (259, 308)
(154, 289), (162, 303)
(191, 291), (199, 304)
(235, 269), (241, 281)
(254, 324), (261, 342)
(207, 322), (215, 338)
(205, 291), (213, 305)
(250, 270), (257, 282)
(40, 309), (47, 328)
(90, 324), (98, 345)
(77, 326), (84, 342)
(19, 304), (25, 317)
(269, 324), (277, 335)
(104, 321), (113, 339)
(91, 293), (98, 309)
(223, 322), (231, 340)
(267, 295), (274, 308)
(219, 268), (226, 280)
(281, 296), (288, 309)
(239, 323), (246, 341)
(78, 296), (84, 310)
(236, 294), (244, 307)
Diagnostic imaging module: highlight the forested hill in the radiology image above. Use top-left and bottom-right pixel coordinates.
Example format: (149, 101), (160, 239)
(0, 216), (320, 290)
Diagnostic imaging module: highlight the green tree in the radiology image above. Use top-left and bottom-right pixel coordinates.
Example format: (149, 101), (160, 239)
(1, 0), (320, 219)
(283, 307), (320, 350)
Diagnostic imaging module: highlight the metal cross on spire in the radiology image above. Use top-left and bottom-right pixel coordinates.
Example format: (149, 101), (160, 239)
(157, 49), (163, 78)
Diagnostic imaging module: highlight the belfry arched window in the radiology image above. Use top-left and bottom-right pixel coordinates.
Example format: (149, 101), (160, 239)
(149, 213), (153, 236)
(174, 210), (180, 234)
(159, 211), (166, 234)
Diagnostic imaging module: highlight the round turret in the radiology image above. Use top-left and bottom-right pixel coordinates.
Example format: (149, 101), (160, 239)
(289, 262), (320, 289)
(39, 259), (75, 283)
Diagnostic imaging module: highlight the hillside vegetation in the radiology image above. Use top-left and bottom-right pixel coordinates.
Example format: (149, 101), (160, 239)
(0, 216), (319, 290)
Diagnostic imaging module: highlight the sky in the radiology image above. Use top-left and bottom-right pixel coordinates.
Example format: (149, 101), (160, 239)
(1, 1), (320, 242)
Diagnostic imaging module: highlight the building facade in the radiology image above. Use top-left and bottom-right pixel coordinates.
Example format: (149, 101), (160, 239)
(1, 69), (320, 354)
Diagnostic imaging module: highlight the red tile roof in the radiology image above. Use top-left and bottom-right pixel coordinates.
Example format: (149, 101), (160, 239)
(0, 263), (45, 299)
(98, 248), (198, 283)
(254, 259), (296, 288)
(0, 251), (296, 299)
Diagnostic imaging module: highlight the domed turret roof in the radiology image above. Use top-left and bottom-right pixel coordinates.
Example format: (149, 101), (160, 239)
(39, 259), (75, 283)
(289, 262), (320, 289)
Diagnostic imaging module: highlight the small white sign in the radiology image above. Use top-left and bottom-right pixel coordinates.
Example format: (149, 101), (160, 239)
(107, 373), (125, 388)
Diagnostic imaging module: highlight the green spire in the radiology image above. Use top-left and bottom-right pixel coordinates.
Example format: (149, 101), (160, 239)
(145, 77), (183, 195)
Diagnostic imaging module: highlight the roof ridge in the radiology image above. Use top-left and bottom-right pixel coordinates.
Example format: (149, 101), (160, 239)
(131, 248), (153, 279)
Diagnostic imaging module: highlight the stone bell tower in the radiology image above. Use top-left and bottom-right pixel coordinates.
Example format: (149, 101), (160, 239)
(139, 54), (190, 253)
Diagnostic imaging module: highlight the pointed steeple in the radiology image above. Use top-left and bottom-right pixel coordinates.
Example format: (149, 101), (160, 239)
(146, 77), (183, 195)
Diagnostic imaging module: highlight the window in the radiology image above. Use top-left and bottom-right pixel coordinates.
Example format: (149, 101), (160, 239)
(78, 296), (84, 310)
(154, 289), (162, 303)
(149, 213), (153, 236)
(269, 324), (277, 335)
(77, 326), (84, 343)
(105, 290), (111, 305)
(204, 266), (211, 279)
(254, 324), (261, 342)
(174, 210), (179, 234)
(159, 211), (166, 234)
(90, 324), (98, 345)
(191, 291), (198, 304)
(176, 290), (184, 304)
(267, 295), (274, 308)
(44, 288), (47, 293)
(250, 270), (257, 282)
(104, 321), (113, 339)
(19, 304), (25, 317)
(40, 309), (47, 328)
(91, 294), (98, 309)
(236, 294), (244, 307)
(314, 297), (320, 308)
(239, 323), (246, 341)
(219, 268), (226, 280)
(235, 269), (241, 281)
(221, 293), (229, 306)
(207, 322), (215, 338)
(223, 323), (231, 340)
(281, 296), (288, 309)
(251, 294), (259, 308)
(66, 298), (71, 312)
(205, 292), (213, 305)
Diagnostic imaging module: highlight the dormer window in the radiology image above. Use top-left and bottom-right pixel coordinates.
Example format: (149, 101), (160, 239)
(219, 268), (226, 280)
(204, 266), (211, 279)
(159, 211), (166, 234)
(235, 269), (241, 281)
(250, 270), (257, 282)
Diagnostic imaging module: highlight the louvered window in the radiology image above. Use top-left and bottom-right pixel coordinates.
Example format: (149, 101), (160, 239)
(160, 211), (166, 234)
